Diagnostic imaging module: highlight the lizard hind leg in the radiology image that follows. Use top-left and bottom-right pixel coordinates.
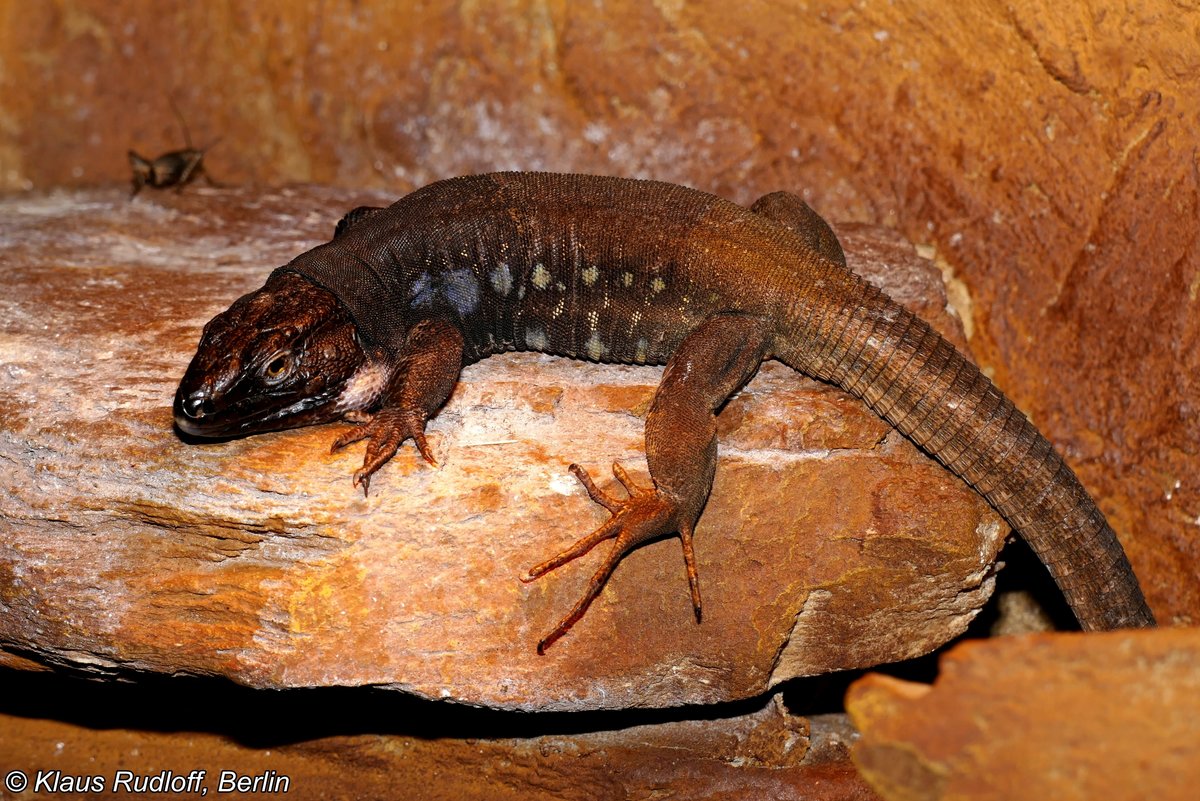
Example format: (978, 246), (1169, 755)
(522, 313), (771, 653)
(521, 462), (690, 654)
(750, 191), (846, 268)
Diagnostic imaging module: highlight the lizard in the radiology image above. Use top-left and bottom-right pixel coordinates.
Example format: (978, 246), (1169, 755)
(174, 171), (1156, 653)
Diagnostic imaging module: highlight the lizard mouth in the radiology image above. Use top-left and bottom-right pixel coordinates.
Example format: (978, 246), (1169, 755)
(173, 387), (341, 438)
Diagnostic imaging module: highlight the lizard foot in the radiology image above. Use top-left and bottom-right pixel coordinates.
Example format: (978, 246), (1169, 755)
(521, 462), (701, 654)
(330, 407), (437, 496)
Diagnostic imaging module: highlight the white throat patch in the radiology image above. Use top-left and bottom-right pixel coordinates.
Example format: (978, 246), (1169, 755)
(334, 361), (390, 412)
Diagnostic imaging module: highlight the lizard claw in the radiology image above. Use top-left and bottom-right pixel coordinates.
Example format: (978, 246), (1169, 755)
(522, 462), (701, 654)
(330, 407), (438, 496)
(352, 467), (373, 498)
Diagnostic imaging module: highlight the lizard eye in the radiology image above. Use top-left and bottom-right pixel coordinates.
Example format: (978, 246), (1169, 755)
(263, 354), (293, 382)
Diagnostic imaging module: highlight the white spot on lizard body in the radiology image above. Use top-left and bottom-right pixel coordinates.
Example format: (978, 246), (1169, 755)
(531, 263), (551, 290)
(525, 326), (548, 350)
(585, 332), (607, 360)
(490, 263), (513, 295)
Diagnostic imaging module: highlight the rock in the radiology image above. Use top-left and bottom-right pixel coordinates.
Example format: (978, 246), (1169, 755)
(846, 626), (1200, 801)
(2, 0), (1186, 625)
(0, 186), (1000, 710)
(0, 674), (882, 801)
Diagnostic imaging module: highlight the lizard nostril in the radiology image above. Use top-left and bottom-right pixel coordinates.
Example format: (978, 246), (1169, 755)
(183, 394), (215, 419)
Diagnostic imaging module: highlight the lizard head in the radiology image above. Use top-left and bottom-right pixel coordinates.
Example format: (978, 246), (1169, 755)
(174, 271), (371, 438)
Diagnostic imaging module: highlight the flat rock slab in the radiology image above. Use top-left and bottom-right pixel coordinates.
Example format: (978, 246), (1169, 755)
(0, 186), (1002, 711)
(846, 626), (1200, 801)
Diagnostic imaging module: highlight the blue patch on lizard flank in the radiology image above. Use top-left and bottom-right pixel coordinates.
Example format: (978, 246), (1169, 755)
(410, 272), (435, 308)
(444, 268), (481, 316)
(409, 268), (481, 317)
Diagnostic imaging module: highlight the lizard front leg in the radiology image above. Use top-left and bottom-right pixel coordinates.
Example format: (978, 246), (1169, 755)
(523, 313), (771, 653)
(332, 317), (464, 495)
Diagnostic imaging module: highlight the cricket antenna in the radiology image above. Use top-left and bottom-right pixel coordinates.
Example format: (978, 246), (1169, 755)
(168, 94), (193, 149)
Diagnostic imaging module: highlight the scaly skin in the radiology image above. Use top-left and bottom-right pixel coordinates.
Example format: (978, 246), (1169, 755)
(175, 172), (1155, 652)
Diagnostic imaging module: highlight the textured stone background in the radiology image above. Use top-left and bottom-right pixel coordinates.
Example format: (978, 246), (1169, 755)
(848, 627), (1200, 801)
(2, 1), (1198, 799)
(1, 0), (1194, 623)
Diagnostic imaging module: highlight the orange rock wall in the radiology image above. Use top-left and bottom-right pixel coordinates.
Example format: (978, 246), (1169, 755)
(1, 1), (1196, 621)
(847, 627), (1200, 800)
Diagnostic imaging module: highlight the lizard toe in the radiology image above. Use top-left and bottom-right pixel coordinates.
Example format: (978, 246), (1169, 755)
(525, 462), (698, 653)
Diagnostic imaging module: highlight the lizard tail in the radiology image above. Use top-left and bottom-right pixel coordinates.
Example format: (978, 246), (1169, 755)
(778, 273), (1155, 630)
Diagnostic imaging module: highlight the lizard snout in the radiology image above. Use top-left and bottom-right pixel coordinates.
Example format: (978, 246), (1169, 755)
(174, 387), (219, 435)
